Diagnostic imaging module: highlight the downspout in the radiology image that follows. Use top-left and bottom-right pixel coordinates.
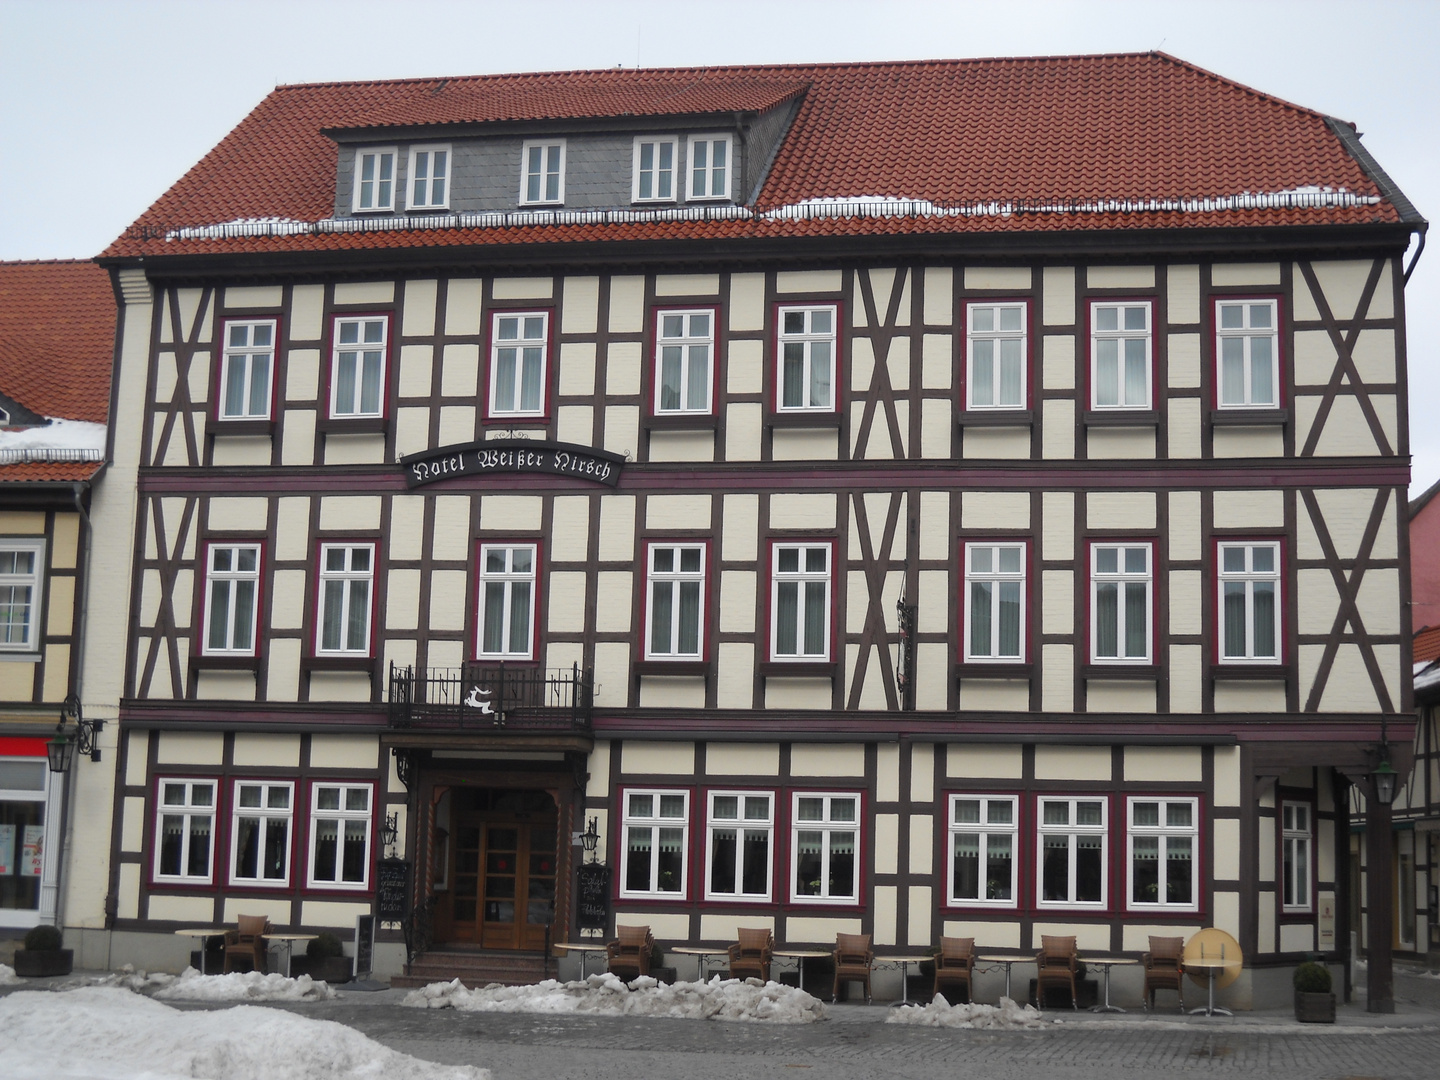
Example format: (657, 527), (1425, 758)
(1405, 227), (1427, 285)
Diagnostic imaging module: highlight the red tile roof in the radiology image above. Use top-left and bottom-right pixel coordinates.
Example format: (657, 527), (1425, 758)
(1417, 626), (1440, 665)
(104, 53), (1407, 259)
(0, 460), (103, 483)
(0, 260), (115, 422)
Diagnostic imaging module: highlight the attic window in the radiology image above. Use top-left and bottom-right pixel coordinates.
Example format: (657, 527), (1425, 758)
(0, 408), (9, 425)
(633, 137), (677, 203)
(354, 149), (397, 213)
(407, 145), (450, 210)
(520, 140), (565, 206)
(687, 135), (732, 202)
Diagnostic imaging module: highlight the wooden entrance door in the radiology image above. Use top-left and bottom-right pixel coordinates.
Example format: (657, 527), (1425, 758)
(451, 816), (557, 950)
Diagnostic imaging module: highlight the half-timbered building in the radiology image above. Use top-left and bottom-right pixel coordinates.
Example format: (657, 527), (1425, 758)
(80, 54), (1423, 1004)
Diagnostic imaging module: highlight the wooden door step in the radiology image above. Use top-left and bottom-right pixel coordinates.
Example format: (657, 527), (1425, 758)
(393, 948), (552, 989)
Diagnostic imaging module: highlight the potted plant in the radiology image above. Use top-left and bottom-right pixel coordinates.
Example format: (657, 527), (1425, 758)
(13, 924), (73, 977)
(1293, 960), (1335, 1022)
(291, 932), (351, 983)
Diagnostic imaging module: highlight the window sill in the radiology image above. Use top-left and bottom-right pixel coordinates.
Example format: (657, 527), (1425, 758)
(0, 651), (41, 664)
(633, 660), (711, 677)
(957, 663), (1032, 679)
(1210, 407), (1289, 425)
(302, 655), (377, 674)
(958, 410), (1033, 427)
(1083, 664), (1160, 679)
(190, 655), (261, 673)
(1209, 664), (1286, 679)
(317, 416), (387, 435)
(647, 413), (718, 430)
(757, 660), (836, 678)
(1082, 410), (1158, 427)
(481, 414), (551, 428)
(208, 419), (276, 438)
(767, 411), (842, 429)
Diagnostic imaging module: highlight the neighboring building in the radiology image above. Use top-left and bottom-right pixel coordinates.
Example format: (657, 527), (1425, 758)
(78, 55), (1422, 1005)
(1413, 479), (1440, 632)
(0, 259), (114, 933)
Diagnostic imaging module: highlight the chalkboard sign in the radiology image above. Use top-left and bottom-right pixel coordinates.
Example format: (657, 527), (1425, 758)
(576, 863), (611, 932)
(376, 858), (410, 923)
(353, 915), (375, 979)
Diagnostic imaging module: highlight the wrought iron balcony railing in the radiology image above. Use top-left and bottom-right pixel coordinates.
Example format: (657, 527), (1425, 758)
(388, 662), (593, 732)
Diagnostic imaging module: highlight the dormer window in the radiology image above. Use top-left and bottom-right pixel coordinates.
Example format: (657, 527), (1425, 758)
(353, 149), (396, 213)
(407, 145), (450, 210)
(520, 140), (565, 205)
(687, 135), (732, 201)
(633, 137), (677, 203)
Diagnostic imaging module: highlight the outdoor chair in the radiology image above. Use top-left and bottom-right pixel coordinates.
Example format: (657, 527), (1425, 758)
(1143, 935), (1186, 1011)
(832, 932), (873, 1004)
(1034, 934), (1079, 1009)
(932, 936), (975, 1004)
(222, 914), (271, 974)
(727, 927), (774, 982)
(607, 924), (655, 981)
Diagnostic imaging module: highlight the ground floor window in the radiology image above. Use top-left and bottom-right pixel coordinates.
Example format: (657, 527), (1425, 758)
(0, 757), (48, 917)
(231, 781), (293, 886)
(1038, 796), (1107, 908)
(621, 789), (688, 898)
(308, 783), (373, 889)
(154, 779), (216, 883)
(792, 793), (859, 902)
(1127, 797), (1198, 910)
(947, 794), (1018, 906)
(1282, 800), (1312, 912)
(706, 791), (772, 901)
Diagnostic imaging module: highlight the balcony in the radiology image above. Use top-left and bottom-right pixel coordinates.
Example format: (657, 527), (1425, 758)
(388, 662), (593, 733)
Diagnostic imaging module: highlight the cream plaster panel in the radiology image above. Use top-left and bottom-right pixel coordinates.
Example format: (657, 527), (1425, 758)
(944, 920), (1019, 949)
(443, 279), (483, 336)
(154, 352), (176, 404)
(1372, 394), (1398, 450)
(1164, 492), (1200, 561)
(1350, 328), (1397, 386)
(1212, 746), (1242, 807)
(232, 734), (301, 769)
(609, 912), (689, 943)
(1034, 745), (1110, 781)
(1042, 399), (1074, 458)
(1213, 679), (1287, 713)
(947, 744), (1023, 779)
(1274, 922), (1314, 955)
(1293, 329), (1337, 386)
(334, 281), (393, 306)
(785, 916), (862, 943)
(853, 644), (891, 711)
(720, 494), (758, 562)
(392, 408), (427, 459)
(147, 893), (215, 924)
(887, 339), (911, 390)
(909, 743), (934, 803)
(1169, 644), (1202, 713)
(493, 277), (553, 300)
(655, 273), (718, 296)
(386, 569), (420, 630)
(604, 405), (640, 459)
(776, 270), (842, 293)
(872, 744), (901, 803)
(45, 575), (74, 637)
(1297, 569), (1340, 636)
(774, 427), (841, 461)
(561, 276), (599, 334)
(638, 677), (705, 708)
(1167, 264), (1200, 324)
(965, 266), (1031, 291)
(961, 491), (1029, 530)
(715, 642), (754, 709)
(401, 278), (437, 336)
(916, 570), (948, 634)
(323, 433), (386, 465)
(724, 402), (762, 461)
(51, 513), (79, 567)
(1087, 426), (1156, 459)
(604, 339), (642, 396)
(440, 343), (479, 398)
(790, 744), (864, 777)
(157, 731), (224, 765)
(1042, 334), (1075, 389)
(125, 732), (149, 787)
(208, 498), (268, 533)
(1295, 260), (1379, 322)
(428, 569), (469, 631)
(428, 639), (463, 669)
(1319, 644), (1384, 712)
(1167, 399), (1201, 458)
(310, 735), (379, 770)
(1368, 259), (1396, 319)
(1168, 333), (1201, 387)
(962, 426), (1029, 459)
(1205, 818), (1243, 882)
(586, 741), (612, 798)
(268, 569), (307, 629)
(1041, 644), (1074, 712)
(387, 495), (424, 562)
(426, 496), (470, 561)
(918, 491), (951, 561)
(41, 644), (70, 701)
(212, 436), (270, 466)
(623, 740), (694, 776)
(288, 284), (324, 340)
(594, 572), (632, 633)
(1311, 395), (1383, 455)
(608, 276), (645, 333)
(924, 267), (953, 326)
(597, 496), (636, 561)
(1086, 491), (1156, 530)
(1087, 679), (1156, 713)
(872, 886), (898, 946)
(699, 914), (775, 943)
(318, 496), (381, 531)
(479, 495), (541, 533)
(554, 405), (592, 446)
(706, 741), (779, 776)
(1043, 267), (1075, 326)
(591, 642), (630, 706)
(728, 273), (765, 331)
(298, 900), (373, 928)
(543, 641), (580, 676)
(1035, 924), (1110, 954)
(1167, 570), (1202, 635)
(763, 677), (830, 712)
(1040, 569), (1073, 635)
(120, 796), (145, 853)
(770, 493), (836, 531)
(1038, 491), (1073, 561)
(1211, 262), (1281, 286)
(921, 334), (953, 390)
(225, 284), (282, 309)
(1087, 265), (1154, 289)
(550, 497), (589, 563)
(916, 642), (949, 710)
(719, 571), (756, 633)
(850, 337), (875, 391)
(874, 814), (899, 875)
(1213, 489), (1284, 529)
(1212, 425), (1284, 458)
(1353, 566), (1401, 635)
(308, 672), (372, 702)
(647, 494), (712, 530)
(906, 884), (934, 946)
(1124, 746), (1202, 783)
(556, 341), (597, 398)
(0, 662), (33, 701)
(1375, 643), (1401, 711)
(1306, 487), (1382, 560)
(724, 337), (763, 395)
(916, 399), (950, 459)
(958, 678), (1029, 711)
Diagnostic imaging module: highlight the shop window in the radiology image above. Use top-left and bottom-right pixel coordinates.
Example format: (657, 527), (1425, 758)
(230, 781), (293, 887)
(706, 791), (772, 901)
(947, 794), (1017, 906)
(154, 779), (216, 883)
(621, 789), (688, 898)
(792, 793), (858, 903)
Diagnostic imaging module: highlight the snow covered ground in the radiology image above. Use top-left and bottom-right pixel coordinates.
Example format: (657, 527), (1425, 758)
(405, 972), (827, 1023)
(92, 965), (339, 1001)
(1, 986), (490, 1080)
(887, 994), (1049, 1028)
(0, 962), (19, 985)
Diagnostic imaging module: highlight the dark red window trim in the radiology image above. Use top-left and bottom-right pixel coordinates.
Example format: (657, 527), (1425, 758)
(480, 305), (558, 426)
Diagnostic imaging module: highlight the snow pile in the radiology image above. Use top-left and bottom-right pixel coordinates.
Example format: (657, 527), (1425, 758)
(405, 972), (826, 1024)
(0, 418), (106, 455)
(1, 986), (489, 1080)
(887, 995), (1048, 1029)
(0, 962), (18, 984)
(89, 964), (336, 1001)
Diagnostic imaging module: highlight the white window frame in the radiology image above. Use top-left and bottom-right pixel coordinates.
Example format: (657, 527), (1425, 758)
(776, 305), (838, 413)
(1090, 542), (1152, 664)
(1126, 797), (1199, 912)
(620, 789), (689, 899)
(770, 542), (831, 661)
(966, 301), (1028, 410)
(203, 542), (261, 656)
(1215, 298), (1279, 409)
(230, 780), (294, 887)
(218, 319), (275, 421)
(653, 308), (715, 415)
(1090, 300), (1152, 409)
(645, 542), (706, 660)
(353, 148), (397, 213)
(687, 135), (732, 201)
(1218, 541), (1282, 663)
(406, 144), (451, 210)
(963, 542), (1026, 663)
(632, 136), (678, 203)
(791, 792), (859, 904)
(946, 794), (1018, 907)
(705, 791), (773, 902)
(153, 779), (217, 884)
(519, 139), (565, 206)
(307, 782), (373, 890)
(488, 311), (550, 418)
(0, 539), (45, 654)
(1036, 796), (1108, 909)
(316, 543), (375, 656)
(476, 543), (537, 660)
(1282, 800), (1312, 912)
(329, 315), (388, 419)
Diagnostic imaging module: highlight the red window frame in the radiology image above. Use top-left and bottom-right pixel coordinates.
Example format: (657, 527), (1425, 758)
(472, 539), (543, 663)
(941, 789), (1024, 911)
(960, 297), (1033, 412)
(149, 774), (223, 891)
(213, 315), (282, 424)
(481, 306), (557, 425)
(1122, 793), (1205, 916)
(198, 539), (266, 659)
(226, 776), (297, 890)
(765, 538), (837, 663)
(1212, 536), (1286, 667)
(959, 538), (1033, 664)
(302, 777), (378, 894)
(311, 540), (378, 659)
(323, 310), (394, 421)
(648, 304), (721, 418)
(1085, 296), (1158, 411)
(641, 538), (713, 662)
(771, 300), (845, 416)
(1085, 538), (1159, 667)
(1210, 293), (1286, 410)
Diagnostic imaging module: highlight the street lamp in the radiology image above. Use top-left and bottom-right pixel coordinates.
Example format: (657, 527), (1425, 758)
(1371, 758), (1398, 806)
(1365, 715), (1399, 1014)
(46, 694), (103, 773)
(580, 817), (599, 863)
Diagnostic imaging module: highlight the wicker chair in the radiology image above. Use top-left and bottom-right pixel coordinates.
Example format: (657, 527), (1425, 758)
(1143, 935), (1186, 1011)
(832, 932), (873, 1004)
(222, 914), (271, 974)
(727, 927), (774, 982)
(606, 924), (655, 981)
(932, 936), (975, 1004)
(1034, 934), (1079, 1009)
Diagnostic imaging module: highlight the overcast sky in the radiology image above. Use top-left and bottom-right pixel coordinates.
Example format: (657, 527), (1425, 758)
(3, 0), (1435, 494)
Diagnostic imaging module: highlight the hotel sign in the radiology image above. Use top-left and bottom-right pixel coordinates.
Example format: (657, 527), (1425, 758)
(403, 439), (625, 489)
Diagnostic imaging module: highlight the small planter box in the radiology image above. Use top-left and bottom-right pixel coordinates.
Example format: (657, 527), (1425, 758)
(1295, 990), (1335, 1023)
(13, 949), (73, 977)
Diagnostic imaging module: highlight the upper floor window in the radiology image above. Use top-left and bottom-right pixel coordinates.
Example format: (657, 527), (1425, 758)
(308, 783), (373, 890)
(488, 312), (549, 418)
(1281, 800), (1312, 912)
(1216, 299), (1279, 408)
(622, 789), (688, 898)
(645, 543), (705, 659)
(477, 543), (536, 660)
(353, 149), (396, 213)
(777, 305), (837, 413)
(154, 779), (216, 884)
(948, 794), (1017, 907)
(1090, 301), (1151, 409)
(792, 793), (858, 902)
(1127, 797), (1197, 910)
(0, 540), (44, 652)
(520, 140), (565, 205)
(707, 791), (773, 901)
(316, 543), (374, 656)
(771, 542), (831, 661)
(218, 320), (275, 421)
(964, 543), (1026, 663)
(407, 145), (450, 210)
(967, 302), (1028, 410)
(1038, 796), (1107, 909)
(633, 137), (677, 203)
(654, 309), (714, 415)
(204, 543), (260, 656)
(687, 135), (731, 201)
(1218, 541), (1281, 662)
(1091, 542), (1152, 663)
(330, 316), (388, 419)
(231, 780), (292, 886)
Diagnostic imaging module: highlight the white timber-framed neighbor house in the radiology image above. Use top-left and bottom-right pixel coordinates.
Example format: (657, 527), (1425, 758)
(71, 54), (1424, 1006)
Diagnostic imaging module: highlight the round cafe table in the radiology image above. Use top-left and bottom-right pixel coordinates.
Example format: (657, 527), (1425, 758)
(875, 954), (929, 1007)
(977, 954), (1029, 1002)
(1085, 957), (1138, 1013)
(265, 933), (318, 978)
(672, 946), (730, 983)
(556, 941), (609, 978)
(773, 949), (830, 994)
(174, 928), (229, 975)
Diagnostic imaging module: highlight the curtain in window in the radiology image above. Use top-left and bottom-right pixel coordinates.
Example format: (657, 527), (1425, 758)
(686, 346), (708, 410)
(335, 353), (357, 413)
(507, 582), (531, 654)
(970, 581), (992, 656)
(1124, 581), (1147, 657)
(1095, 339), (1118, 406)
(803, 581), (825, 654)
(987, 835), (1013, 899)
(224, 359), (248, 417)
(1252, 580), (1275, 656)
(782, 342), (804, 408)
(1221, 336), (1246, 404)
(1095, 582), (1118, 656)
(482, 582), (506, 653)
(263, 819), (288, 879)
(953, 833), (980, 899)
(651, 581), (673, 654)
(972, 340), (995, 405)
(998, 580), (1021, 656)
(1075, 834), (1103, 902)
(495, 351), (517, 410)
(740, 830), (768, 895)
(1132, 835), (1159, 902)
(1251, 336), (1273, 404)
(999, 337), (1022, 405)
(1223, 581), (1247, 656)
(1042, 835), (1069, 900)
(659, 346), (682, 410)
(810, 341), (831, 407)
(248, 355), (269, 415)
(677, 580), (700, 654)
(1165, 837), (1192, 904)
(710, 828), (737, 892)
(315, 819), (339, 881)
(520, 347), (542, 411)
(208, 581), (232, 651)
(321, 580), (343, 651)
(1123, 338), (1146, 404)
(776, 581), (798, 654)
